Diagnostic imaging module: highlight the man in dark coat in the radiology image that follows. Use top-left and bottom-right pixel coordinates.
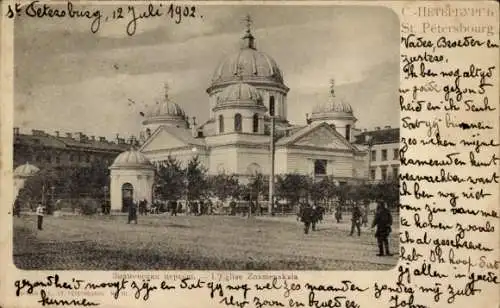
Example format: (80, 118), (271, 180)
(371, 202), (393, 256)
(335, 203), (342, 223)
(13, 199), (21, 217)
(170, 200), (177, 216)
(128, 200), (138, 224)
(350, 203), (362, 236)
(301, 203), (316, 234)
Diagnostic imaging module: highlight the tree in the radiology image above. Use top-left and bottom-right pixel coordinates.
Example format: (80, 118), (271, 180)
(186, 155), (208, 201)
(208, 174), (240, 201)
(155, 156), (185, 201)
(18, 168), (58, 211)
(276, 173), (310, 206)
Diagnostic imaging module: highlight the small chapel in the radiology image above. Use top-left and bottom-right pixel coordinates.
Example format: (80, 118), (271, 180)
(109, 16), (369, 210)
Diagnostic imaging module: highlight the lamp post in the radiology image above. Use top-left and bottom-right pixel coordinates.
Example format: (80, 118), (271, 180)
(103, 185), (109, 214)
(50, 185), (55, 214)
(185, 147), (198, 214)
(268, 116), (275, 216)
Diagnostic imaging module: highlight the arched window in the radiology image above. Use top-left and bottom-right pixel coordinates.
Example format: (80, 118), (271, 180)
(252, 114), (259, 133)
(345, 124), (351, 141)
(234, 113), (242, 132)
(218, 114), (224, 133)
(269, 96), (275, 116)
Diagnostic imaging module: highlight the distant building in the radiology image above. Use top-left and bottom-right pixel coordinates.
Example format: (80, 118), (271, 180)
(13, 127), (132, 170)
(353, 126), (399, 182)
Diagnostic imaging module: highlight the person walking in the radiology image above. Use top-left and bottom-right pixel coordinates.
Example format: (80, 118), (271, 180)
(350, 203), (362, 236)
(371, 202), (393, 256)
(300, 203), (314, 234)
(362, 201), (370, 227)
(170, 200), (178, 216)
(335, 203), (342, 223)
(311, 204), (319, 231)
(13, 198), (21, 217)
(128, 200), (138, 224)
(36, 203), (44, 230)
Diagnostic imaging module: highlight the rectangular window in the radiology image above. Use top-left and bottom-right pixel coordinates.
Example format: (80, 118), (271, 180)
(392, 166), (399, 178)
(393, 149), (399, 160)
(381, 167), (388, 181)
(371, 150), (376, 161)
(381, 149), (388, 161)
(370, 168), (376, 180)
(314, 159), (327, 175)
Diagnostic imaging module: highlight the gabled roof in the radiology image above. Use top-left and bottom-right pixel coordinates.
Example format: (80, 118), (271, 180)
(275, 121), (357, 151)
(139, 125), (206, 152)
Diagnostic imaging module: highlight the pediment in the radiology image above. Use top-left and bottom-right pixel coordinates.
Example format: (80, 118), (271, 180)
(140, 128), (187, 153)
(293, 126), (350, 150)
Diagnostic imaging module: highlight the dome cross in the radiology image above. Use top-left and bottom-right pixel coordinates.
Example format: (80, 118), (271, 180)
(244, 14), (252, 34)
(241, 14), (256, 49)
(329, 78), (336, 98)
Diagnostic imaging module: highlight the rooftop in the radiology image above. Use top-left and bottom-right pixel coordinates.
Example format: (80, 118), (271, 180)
(353, 126), (399, 145)
(13, 127), (133, 152)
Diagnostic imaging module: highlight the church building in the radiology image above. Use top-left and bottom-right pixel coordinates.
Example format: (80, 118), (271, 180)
(136, 18), (369, 185)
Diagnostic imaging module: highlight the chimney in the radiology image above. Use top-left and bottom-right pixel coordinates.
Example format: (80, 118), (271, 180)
(99, 136), (106, 142)
(66, 133), (73, 138)
(375, 126), (381, 131)
(13, 127), (19, 136)
(54, 131), (60, 137)
(74, 132), (85, 142)
(384, 125), (391, 129)
(32, 129), (45, 136)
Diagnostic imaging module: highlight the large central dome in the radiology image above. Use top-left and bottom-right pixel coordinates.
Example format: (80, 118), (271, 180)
(209, 18), (285, 89)
(212, 48), (283, 84)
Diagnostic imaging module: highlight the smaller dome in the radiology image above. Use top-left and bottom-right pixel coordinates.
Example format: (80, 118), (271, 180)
(311, 79), (354, 119)
(14, 163), (39, 177)
(147, 100), (186, 118)
(144, 83), (186, 119)
(220, 83), (262, 102)
(312, 99), (353, 114)
(215, 83), (266, 111)
(110, 150), (154, 169)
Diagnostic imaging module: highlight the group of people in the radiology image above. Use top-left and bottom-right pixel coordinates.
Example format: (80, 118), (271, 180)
(125, 198), (149, 224)
(297, 203), (325, 234)
(298, 201), (393, 257)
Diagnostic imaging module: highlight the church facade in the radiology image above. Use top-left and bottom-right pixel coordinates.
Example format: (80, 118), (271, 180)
(138, 21), (369, 185)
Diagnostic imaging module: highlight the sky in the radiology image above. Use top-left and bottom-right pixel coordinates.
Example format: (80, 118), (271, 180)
(14, 4), (400, 140)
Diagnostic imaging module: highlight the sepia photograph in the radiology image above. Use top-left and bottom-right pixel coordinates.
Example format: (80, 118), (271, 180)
(12, 4), (400, 271)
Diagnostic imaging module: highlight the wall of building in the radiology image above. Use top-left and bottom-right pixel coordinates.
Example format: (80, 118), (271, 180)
(110, 168), (155, 211)
(369, 142), (399, 181)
